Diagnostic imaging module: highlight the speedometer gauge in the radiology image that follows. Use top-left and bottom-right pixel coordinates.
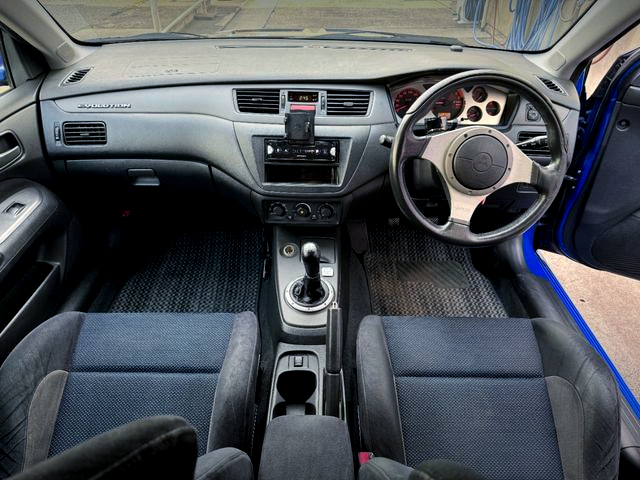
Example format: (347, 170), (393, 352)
(394, 87), (421, 117)
(432, 89), (465, 119)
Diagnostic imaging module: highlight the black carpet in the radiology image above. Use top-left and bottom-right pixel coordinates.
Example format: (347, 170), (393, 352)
(364, 223), (507, 317)
(108, 227), (263, 313)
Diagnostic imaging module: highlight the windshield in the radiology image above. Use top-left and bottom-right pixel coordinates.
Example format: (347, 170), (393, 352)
(39, 0), (596, 52)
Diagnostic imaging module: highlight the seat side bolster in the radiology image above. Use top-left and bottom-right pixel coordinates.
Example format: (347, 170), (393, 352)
(24, 370), (69, 468)
(545, 376), (584, 480)
(357, 316), (406, 464)
(13, 416), (197, 480)
(0, 311), (85, 477)
(195, 448), (253, 480)
(532, 318), (620, 480)
(207, 312), (260, 453)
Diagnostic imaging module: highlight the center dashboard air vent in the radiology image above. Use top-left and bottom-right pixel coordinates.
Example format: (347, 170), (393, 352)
(62, 122), (107, 146)
(326, 90), (371, 116)
(235, 89), (280, 114)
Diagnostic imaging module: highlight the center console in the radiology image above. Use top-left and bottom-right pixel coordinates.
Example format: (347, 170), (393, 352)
(262, 102), (352, 474)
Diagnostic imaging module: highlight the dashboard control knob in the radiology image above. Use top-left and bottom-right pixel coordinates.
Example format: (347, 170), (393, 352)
(295, 203), (311, 218)
(269, 202), (287, 217)
(318, 204), (335, 219)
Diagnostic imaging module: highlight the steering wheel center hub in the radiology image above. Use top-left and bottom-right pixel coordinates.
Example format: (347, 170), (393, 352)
(453, 135), (508, 190)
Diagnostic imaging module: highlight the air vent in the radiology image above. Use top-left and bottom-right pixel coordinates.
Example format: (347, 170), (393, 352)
(326, 90), (371, 116)
(536, 76), (566, 95)
(235, 89), (280, 114)
(62, 122), (107, 146)
(517, 131), (550, 156)
(62, 68), (91, 86)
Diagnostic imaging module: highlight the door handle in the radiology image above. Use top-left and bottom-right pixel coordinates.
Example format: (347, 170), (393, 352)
(0, 131), (22, 169)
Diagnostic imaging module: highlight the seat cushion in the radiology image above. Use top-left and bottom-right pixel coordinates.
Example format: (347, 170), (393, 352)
(357, 316), (619, 480)
(0, 311), (259, 477)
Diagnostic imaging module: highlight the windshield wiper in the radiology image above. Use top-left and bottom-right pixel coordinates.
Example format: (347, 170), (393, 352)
(214, 28), (464, 46)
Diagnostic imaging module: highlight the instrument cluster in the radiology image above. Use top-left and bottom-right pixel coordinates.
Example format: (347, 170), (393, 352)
(390, 76), (508, 126)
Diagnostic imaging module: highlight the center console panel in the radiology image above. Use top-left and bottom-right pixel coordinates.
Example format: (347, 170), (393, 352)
(267, 343), (346, 422)
(274, 227), (340, 331)
(259, 415), (354, 480)
(263, 199), (341, 225)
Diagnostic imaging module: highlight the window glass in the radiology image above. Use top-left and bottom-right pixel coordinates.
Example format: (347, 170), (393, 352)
(585, 24), (640, 98)
(0, 54), (10, 95)
(37, 0), (596, 52)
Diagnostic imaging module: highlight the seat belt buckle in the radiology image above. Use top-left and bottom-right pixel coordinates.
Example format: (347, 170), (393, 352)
(358, 452), (374, 465)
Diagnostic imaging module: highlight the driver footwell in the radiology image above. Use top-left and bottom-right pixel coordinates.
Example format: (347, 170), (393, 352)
(364, 222), (507, 317)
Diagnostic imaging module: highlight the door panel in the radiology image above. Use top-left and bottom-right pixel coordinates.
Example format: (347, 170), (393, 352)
(0, 49), (77, 361)
(558, 51), (640, 280)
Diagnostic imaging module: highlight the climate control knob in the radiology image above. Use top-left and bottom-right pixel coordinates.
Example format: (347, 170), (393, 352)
(318, 204), (335, 220)
(269, 202), (287, 217)
(295, 203), (311, 218)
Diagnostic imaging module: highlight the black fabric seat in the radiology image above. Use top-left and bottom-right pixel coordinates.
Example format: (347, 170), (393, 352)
(0, 311), (259, 478)
(357, 316), (620, 480)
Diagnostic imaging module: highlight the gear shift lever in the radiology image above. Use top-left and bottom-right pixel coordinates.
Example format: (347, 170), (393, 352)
(293, 242), (325, 305)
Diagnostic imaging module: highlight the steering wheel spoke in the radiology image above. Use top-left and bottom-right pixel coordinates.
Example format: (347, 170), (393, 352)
(502, 143), (555, 194)
(502, 143), (541, 187)
(419, 129), (464, 172)
(446, 186), (486, 226)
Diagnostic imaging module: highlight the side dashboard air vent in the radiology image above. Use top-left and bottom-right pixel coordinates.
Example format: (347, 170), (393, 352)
(536, 76), (566, 95)
(62, 122), (107, 146)
(326, 90), (371, 116)
(62, 68), (91, 86)
(517, 131), (550, 156)
(235, 89), (280, 113)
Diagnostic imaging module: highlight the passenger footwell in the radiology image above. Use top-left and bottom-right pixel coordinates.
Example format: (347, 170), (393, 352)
(106, 227), (263, 313)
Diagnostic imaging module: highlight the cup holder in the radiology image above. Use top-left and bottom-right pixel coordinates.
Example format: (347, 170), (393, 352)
(273, 370), (317, 418)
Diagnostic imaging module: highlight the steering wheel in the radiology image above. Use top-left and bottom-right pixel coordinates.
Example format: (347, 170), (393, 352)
(390, 70), (569, 246)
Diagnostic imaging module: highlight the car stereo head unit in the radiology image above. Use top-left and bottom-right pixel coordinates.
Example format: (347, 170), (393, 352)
(265, 139), (339, 163)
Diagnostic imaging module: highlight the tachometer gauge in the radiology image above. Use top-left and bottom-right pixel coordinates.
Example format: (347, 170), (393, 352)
(394, 87), (422, 117)
(432, 89), (465, 119)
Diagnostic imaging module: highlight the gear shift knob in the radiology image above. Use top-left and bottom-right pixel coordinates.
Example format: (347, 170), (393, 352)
(286, 241), (334, 312)
(301, 242), (321, 279)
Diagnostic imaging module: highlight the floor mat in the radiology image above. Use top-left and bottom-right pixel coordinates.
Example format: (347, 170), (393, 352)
(364, 223), (507, 317)
(108, 227), (263, 313)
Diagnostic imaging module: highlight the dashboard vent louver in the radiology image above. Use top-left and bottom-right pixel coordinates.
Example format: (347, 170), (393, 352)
(326, 90), (371, 116)
(517, 131), (550, 156)
(62, 68), (91, 86)
(62, 122), (107, 146)
(536, 76), (566, 95)
(235, 89), (280, 113)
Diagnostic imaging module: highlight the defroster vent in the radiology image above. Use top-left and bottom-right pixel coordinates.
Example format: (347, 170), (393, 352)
(62, 122), (107, 146)
(236, 89), (280, 113)
(326, 90), (371, 116)
(536, 76), (566, 95)
(62, 68), (91, 86)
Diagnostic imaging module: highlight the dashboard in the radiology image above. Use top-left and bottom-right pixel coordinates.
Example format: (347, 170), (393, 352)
(37, 39), (581, 227)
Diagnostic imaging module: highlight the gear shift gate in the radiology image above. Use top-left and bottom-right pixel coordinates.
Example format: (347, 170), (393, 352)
(284, 242), (335, 312)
